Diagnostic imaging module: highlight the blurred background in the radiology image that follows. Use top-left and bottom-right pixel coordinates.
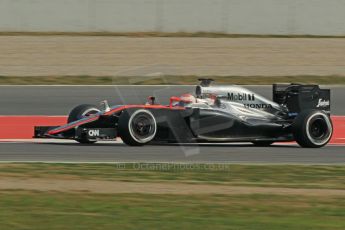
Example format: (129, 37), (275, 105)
(0, 1), (345, 229)
(0, 0), (344, 80)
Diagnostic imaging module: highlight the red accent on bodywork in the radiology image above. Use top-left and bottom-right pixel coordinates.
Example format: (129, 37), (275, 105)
(47, 115), (100, 135)
(104, 104), (185, 115)
(47, 105), (185, 135)
(169, 96), (194, 107)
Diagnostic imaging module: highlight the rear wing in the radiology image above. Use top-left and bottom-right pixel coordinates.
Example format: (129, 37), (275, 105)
(273, 84), (330, 115)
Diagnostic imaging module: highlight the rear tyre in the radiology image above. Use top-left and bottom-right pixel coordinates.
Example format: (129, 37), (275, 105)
(68, 104), (100, 144)
(292, 110), (333, 148)
(118, 109), (157, 146)
(252, 141), (274, 147)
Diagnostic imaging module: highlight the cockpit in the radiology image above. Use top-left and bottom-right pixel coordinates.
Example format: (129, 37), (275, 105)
(170, 93), (215, 108)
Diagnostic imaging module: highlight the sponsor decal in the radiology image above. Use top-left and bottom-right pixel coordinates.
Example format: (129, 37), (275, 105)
(288, 112), (298, 117)
(88, 129), (100, 137)
(227, 93), (255, 101)
(316, 99), (330, 108)
(244, 104), (273, 109)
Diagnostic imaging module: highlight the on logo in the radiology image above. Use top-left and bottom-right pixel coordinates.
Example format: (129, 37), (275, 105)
(88, 129), (100, 137)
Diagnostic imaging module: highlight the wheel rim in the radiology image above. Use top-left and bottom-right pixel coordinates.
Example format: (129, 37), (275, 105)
(128, 110), (156, 143)
(309, 118), (327, 139)
(306, 113), (332, 145)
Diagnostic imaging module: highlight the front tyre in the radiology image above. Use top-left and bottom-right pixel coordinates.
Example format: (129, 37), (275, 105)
(118, 109), (157, 146)
(292, 110), (333, 148)
(68, 104), (100, 144)
(68, 104), (100, 123)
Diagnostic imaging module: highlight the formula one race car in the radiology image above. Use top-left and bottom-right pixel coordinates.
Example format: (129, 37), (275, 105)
(35, 79), (333, 148)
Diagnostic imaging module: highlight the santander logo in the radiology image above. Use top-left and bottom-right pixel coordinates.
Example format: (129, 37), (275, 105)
(316, 99), (330, 108)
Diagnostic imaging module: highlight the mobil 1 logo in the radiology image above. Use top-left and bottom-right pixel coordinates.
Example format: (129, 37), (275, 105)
(227, 93), (255, 101)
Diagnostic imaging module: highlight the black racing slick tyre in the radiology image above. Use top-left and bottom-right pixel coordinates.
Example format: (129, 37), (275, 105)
(68, 104), (101, 144)
(292, 110), (333, 148)
(68, 104), (100, 123)
(118, 109), (157, 146)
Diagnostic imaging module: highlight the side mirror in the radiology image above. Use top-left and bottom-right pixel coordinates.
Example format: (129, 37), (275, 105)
(147, 96), (156, 105)
(100, 100), (110, 112)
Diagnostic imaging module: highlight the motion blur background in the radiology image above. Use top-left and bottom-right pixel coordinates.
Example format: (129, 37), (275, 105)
(1, 0), (345, 35)
(1, 1), (345, 229)
(1, 0), (345, 79)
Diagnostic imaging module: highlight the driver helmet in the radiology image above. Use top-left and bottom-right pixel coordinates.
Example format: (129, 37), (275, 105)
(180, 93), (196, 102)
(179, 93), (196, 106)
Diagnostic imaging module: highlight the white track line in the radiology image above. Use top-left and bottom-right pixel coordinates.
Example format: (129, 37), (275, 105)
(0, 139), (122, 144)
(0, 139), (344, 146)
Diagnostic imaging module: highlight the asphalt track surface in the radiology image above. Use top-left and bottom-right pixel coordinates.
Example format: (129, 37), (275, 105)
(0, 85), (344, 164)
(1, 85), (345, 115)
(0, 140), (344, 164)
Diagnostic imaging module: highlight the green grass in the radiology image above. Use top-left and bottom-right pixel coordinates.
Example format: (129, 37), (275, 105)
(1, 75), (345, 85)
(0, 192), (344, 230)
(1, 163), (345, 189)
(1, 163), (345, 229)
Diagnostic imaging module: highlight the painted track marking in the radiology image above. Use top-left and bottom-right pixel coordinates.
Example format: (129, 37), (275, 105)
(0, 115), (344, 144)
